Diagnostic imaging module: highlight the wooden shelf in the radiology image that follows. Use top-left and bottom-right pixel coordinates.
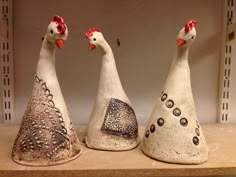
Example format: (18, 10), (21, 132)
(0, 124), (236, 177)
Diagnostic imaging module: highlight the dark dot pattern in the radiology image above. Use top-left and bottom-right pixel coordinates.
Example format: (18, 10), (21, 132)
(157, 118), (164, 126)
(158, 92), (203, 147)
(195, 128), (200, 136)
(145, 130), (150, 138)
(180, 118), (188, 127)
(193, 136), (199, 145)
(173, 108), (181, 116)
(150, 124), (155, 133)
(101, 98), (138, 138)
(161, 93), (167, 101)
(165, 100), (174, 108)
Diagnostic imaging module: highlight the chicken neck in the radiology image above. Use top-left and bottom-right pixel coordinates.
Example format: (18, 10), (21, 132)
(163, 46), (194, 104)
(35, 38), (70, 132)
(96, 39), (127, 101)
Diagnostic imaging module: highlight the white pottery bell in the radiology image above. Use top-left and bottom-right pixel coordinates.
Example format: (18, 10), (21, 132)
(85, 28), (139, 151)
(141, 20), (209, 164)
(12, 15), (81, 166)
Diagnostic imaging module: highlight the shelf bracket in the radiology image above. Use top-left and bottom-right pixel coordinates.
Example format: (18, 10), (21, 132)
(0, 0), (15, 124)
(218, 0), (236, 123)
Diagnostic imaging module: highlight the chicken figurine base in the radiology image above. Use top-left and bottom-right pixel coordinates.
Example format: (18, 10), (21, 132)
(12, 15), (81, 166)
(141, 20), (209, 164)
(85, 28), (139, 151)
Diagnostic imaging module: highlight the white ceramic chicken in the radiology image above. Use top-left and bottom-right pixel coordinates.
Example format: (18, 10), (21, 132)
(12, 15), (81, 166)
(141, 20), (209, 164)
(85, 28), (139, 151)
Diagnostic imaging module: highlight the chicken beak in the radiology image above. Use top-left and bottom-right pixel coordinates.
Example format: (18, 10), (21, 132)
(177, 38), (186, 46)
(56, 39), (65, 49)
(89, 44), (96, 51)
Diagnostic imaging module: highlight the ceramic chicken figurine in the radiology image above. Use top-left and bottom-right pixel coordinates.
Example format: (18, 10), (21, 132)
(141, 20), (209, 164)
(85, 28), (139, 151)
(12, 15), (81, 166)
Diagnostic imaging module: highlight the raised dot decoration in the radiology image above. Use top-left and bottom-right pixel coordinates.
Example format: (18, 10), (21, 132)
(161, 93), (167, 101)
(180, 118), (188, 127)
(157, 118), (164, 126)
(150, 124), (155, 133)
(173, 108), (181, 116)
(195, 128), (200, 136)
(145, 130), (150, 138)
(193, 136), (199, 145)
(165, 100), (174, 108)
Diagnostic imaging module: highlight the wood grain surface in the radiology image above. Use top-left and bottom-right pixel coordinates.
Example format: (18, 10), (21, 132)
(0, 124), (236, 177)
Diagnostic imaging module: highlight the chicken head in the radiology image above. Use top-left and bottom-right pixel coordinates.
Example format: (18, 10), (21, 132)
(177, 20), (196, 47)
(45, 15), (68, 49)
(85, 28), (104, 51)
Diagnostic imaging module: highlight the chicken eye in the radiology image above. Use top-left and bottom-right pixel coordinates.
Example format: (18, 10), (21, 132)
(93, 38), (96, 41)
(50, 30), (54, 34)
(191, 36), (194, 39)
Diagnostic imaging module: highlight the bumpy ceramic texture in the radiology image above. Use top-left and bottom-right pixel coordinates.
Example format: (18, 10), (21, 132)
(141, 21), (209, 164)
(12, 16), (81, 166)
(85, 28), (139, 151)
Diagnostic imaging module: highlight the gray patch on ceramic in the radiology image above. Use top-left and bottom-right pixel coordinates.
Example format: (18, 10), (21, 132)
(165, 100), (174, 108)
(12, 76), (81, 162)
(161, 93), (167, 101)
(180, 118), (188, 127)
(150, 124), (155, 133)
(101, 98), (138, 138)
(173, 108), (181, 117)
(196, 120), (200, 128)
(195, 128), (200, 136)
(145, 130), (150, 138)
(192, 136), (199, 145)
(157, 118), (164, 126)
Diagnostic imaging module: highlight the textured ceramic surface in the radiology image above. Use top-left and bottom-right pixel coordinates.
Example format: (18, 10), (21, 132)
(85, 28), (139, 151)
(12, 15), (81, 166)
(141, 20), (209, 164)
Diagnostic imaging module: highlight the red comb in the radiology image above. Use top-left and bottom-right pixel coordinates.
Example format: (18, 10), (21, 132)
(52, 15), (64, 24)
(184, 20), (196, 33)
(52, 15), (66, 35)
(86, 28), (100, 38)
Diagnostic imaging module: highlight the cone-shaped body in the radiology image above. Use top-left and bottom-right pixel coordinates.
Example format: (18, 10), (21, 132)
(141, 20), (208, 164)
(85, 28), (139, 151)
(12, 15), (81, 166)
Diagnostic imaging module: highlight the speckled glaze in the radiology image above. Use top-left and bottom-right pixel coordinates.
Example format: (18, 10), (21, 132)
(85, 28), (139, 151)
(12, 15), (81, 166)
(141, 20), (209, 164)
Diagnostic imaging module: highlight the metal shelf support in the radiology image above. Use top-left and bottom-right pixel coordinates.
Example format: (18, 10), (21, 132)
(0, 0), (15, 123)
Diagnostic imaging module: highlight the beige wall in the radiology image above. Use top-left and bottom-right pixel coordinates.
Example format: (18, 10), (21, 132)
(13, 0), (222, 124)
